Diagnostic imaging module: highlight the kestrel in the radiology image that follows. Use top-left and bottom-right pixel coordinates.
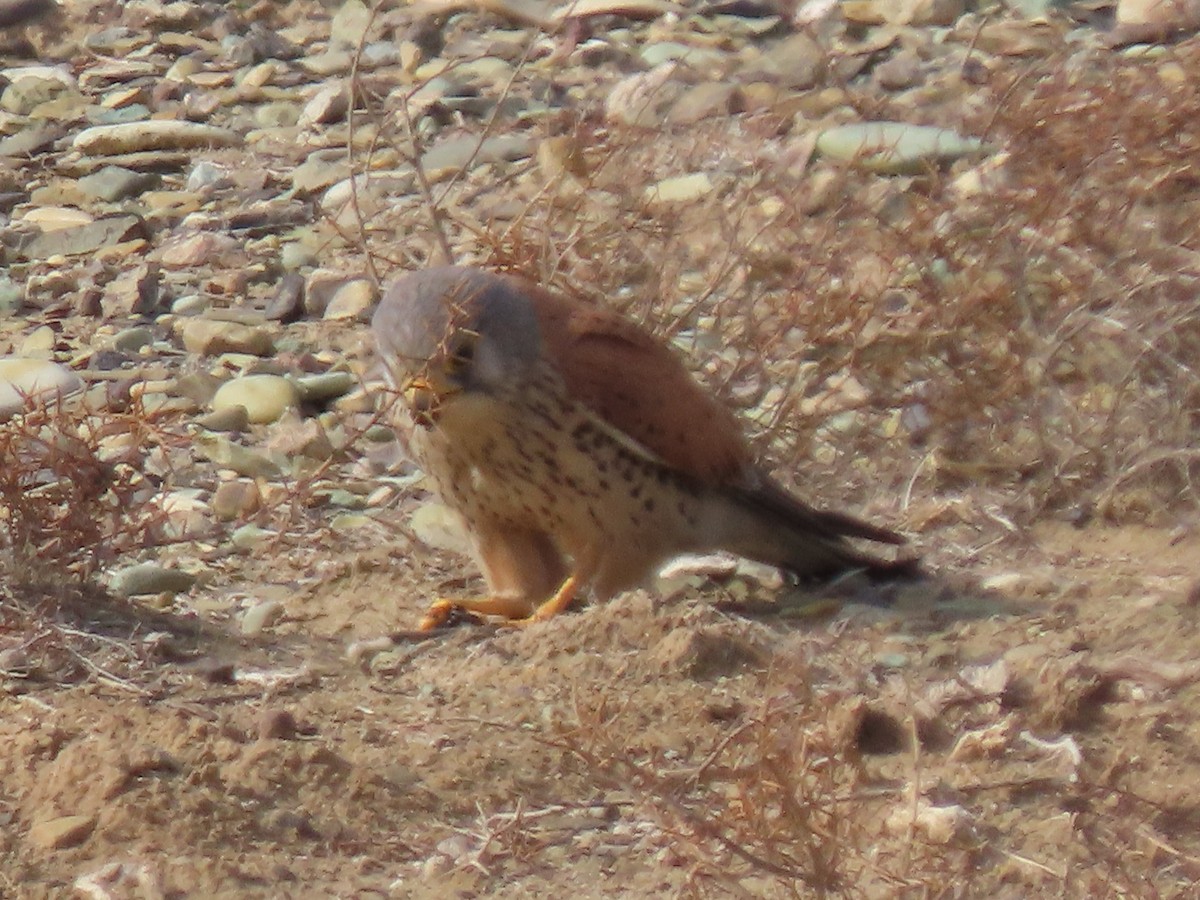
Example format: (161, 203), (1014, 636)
(373, 266), (917, 629)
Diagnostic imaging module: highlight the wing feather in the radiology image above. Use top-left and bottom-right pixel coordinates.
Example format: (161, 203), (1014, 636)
(518, 278), (752, 484)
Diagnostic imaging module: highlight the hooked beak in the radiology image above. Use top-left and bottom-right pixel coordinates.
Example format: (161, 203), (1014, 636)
(404, 369), (461, 427)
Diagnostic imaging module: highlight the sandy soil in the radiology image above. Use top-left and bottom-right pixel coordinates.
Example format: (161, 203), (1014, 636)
(2, 517), (1199, 898)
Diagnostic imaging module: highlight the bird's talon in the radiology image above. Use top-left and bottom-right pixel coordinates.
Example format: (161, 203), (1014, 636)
(418, 600), (484, 631)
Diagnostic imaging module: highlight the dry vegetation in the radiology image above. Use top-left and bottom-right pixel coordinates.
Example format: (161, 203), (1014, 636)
(3, 14), (1200, 900)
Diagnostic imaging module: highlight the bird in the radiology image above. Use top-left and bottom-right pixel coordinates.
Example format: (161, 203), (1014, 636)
(372, 265), (918, 629)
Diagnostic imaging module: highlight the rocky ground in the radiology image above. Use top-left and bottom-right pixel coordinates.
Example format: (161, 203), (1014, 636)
(2, 0), (1200, 897)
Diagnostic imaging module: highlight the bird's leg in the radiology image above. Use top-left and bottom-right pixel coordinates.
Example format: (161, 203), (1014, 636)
(418, 578), (581, 629)
(418, 595), (535, 631)
(511, 575), (580, 625)
(509, 549), (599, 626)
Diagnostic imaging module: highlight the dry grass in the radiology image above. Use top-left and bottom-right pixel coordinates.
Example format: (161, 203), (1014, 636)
(344, 36), (1200, 544)
(3, 9), (1198, 896)
(327, 25), (1200, 896)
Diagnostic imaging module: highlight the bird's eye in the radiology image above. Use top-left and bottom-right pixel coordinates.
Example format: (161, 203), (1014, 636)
(447, 334), (476, 372)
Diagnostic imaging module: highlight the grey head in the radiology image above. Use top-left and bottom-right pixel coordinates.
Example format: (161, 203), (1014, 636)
(372, 266), (544, 395)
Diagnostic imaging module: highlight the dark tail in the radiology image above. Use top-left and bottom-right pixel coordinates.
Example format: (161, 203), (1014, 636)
(703, 479), (921, 582)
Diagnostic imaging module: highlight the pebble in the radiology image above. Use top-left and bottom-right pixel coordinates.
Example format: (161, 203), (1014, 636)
(178, 320), (274, 357)
(28, 815), (96, 850)
(815, 122), (987, 173)
(211, 374), (300, 424)
(241, 599), (284, 635)
(77, 165), (159, 202)
(231, 524), (277, 551)
(108, 563), (197, 597)
(73, 121), (241, 155)
(323, 279), (377, 322)
(0, 357), (82, 418)
(409, 503), (472, 555)
(212, 479), (262, 520)
(294, 371), (355, 403)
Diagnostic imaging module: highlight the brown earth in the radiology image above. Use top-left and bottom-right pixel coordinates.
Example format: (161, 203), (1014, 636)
(3, 1), (1200, 898)
(2, 518), (1199, 898)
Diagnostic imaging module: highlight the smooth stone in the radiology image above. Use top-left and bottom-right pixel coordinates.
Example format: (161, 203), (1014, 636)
(212, 479), (261, 520)
(241, 600), (283, 635)
(193, 432), (283, 479)
(815, 122), (987, 174)
(109, 563), (197, 597)
(294, 371), (354, 403)
(178, 320), (274, 356)
(171, 294), (208, 315)
(0, 357), (82, 417)
(644, 173), (714, 206)
(15, 215), (145, 261)
(323, 279), (376, 321)
(19, 325), (55, 356)
(28, 815), (96, 850)
(193, 405), (250, 433)
(211, 374), (299, 424)
(110, 326), (154, 352)
(410, 503), (471, 555)
(419, 135), (534, 180)
(0, 75), (69, 115)
(73, 121), (240, 155)
(231, 524), (276, 550)
(77, 165), (159, 202)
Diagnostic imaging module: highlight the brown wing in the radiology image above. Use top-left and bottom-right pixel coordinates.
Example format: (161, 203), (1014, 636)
(517, 277), (752, 484)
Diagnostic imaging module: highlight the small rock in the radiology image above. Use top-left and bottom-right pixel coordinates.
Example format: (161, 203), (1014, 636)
(643, 173), (714, 207)
(178, 320), (274, 356)
(0, 357), (82, 418)
(294, 371), (354, 403)
(194, 405), (250, 432)
(211, 374), (299, 424)
(77, 165), (159, 202)
(109, 563), (197, 597)
(211, 479), (262, 520)
(28, 815), (95, 850)
(231, 524), (276, 550)
(73, 121), (241, 155)
(299, 81), (350, 127)
(410, 503), (471, 554)
(323, 278), (377, 321)
(18, 325), (55, 357)
(241, 599), (283, 635)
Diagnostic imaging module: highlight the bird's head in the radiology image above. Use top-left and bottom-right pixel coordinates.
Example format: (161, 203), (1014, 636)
(372, 267), (542, 424)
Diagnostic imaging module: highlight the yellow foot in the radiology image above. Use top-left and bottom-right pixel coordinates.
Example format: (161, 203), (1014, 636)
(417, 595), (536, 631)
(513, 575), (580, 626)
(417, 577), (583, 630)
